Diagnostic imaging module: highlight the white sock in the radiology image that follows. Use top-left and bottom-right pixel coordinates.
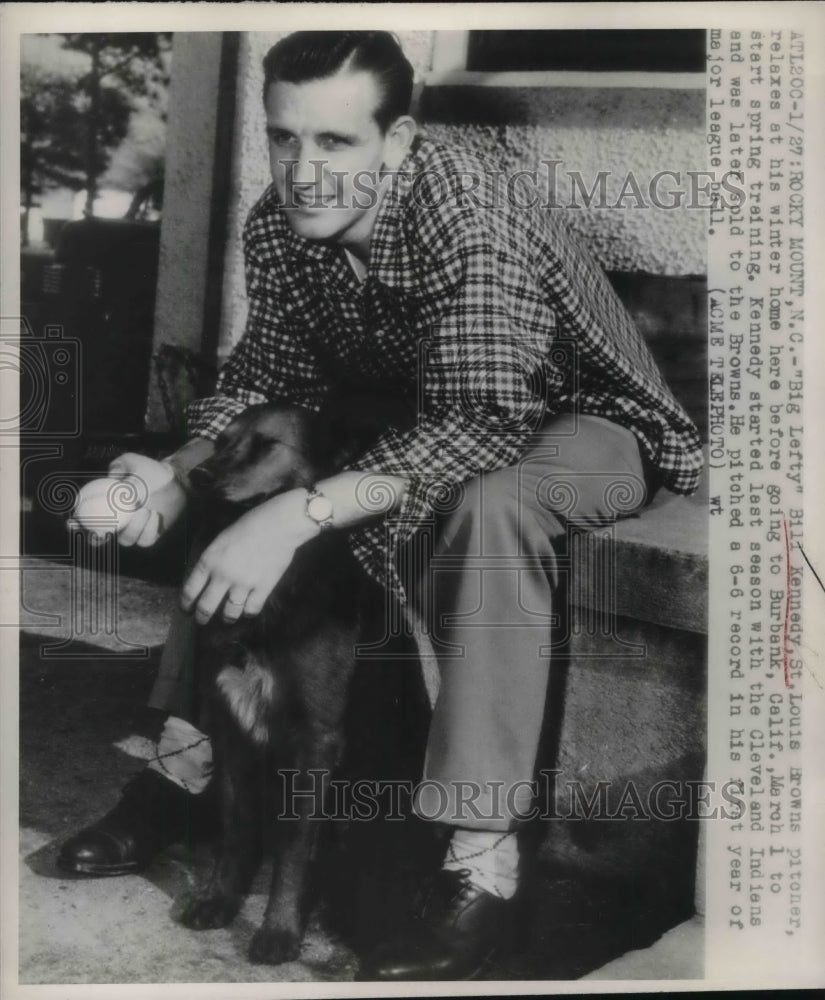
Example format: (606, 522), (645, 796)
(146, 716), (213, 794)
(443, 828), (520, 900)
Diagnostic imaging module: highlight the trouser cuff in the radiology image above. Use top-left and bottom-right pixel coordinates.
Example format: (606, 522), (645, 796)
(412, 778), (536, 831)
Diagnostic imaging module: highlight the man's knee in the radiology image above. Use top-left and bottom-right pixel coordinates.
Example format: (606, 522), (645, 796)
(436, 467), (556, 559)
(440, 466), (511, 522)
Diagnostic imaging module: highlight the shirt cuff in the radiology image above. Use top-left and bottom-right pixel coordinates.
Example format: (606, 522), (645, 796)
(186, 396), (251, 441)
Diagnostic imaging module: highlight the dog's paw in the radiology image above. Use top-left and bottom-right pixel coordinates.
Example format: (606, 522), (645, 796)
(178, 894), (240, 930)
(248, 925), (302, 965)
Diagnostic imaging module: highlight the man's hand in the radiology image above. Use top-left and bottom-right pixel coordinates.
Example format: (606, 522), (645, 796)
(68, 453), (187, 547)
(181, 488), (317, 625)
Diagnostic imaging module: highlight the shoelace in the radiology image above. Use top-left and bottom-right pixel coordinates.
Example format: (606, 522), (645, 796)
(444, 834), (510, 899)
(418, 867), (477, 922)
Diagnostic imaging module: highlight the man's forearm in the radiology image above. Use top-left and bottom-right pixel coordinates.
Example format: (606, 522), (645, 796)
(156, 450), (405, 549)
(313, 470), (408, 530)
(161, 444), (407, 526)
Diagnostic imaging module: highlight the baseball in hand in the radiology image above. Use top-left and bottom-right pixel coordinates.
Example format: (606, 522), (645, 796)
(71, 477), (142, 534)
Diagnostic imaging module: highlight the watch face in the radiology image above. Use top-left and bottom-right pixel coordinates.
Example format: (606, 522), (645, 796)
(307, 494), (333, 523)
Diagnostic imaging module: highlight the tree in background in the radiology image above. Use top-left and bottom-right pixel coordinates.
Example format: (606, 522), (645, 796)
(20, 32), (172, 245)
(21, 56), (85, 246)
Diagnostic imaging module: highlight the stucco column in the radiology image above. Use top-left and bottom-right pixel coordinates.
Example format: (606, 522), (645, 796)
(144, 33), (237, 435)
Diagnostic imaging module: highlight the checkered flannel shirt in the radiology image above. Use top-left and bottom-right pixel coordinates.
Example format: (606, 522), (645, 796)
(187, 135), (704, 600)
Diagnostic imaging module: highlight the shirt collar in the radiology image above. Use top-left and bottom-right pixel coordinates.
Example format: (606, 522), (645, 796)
(369, 134), (434, 289)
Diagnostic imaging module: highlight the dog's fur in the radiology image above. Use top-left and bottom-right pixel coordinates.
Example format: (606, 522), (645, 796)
(177, 394), (410, 965)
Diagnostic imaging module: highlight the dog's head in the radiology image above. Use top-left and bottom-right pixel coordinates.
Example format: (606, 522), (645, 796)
(189, 390), (416, 510)
(190, 405), (320, 508)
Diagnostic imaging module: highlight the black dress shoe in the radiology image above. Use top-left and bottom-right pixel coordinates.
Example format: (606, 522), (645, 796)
(357, 868), (513, 981)
(57, 769), (213, 877)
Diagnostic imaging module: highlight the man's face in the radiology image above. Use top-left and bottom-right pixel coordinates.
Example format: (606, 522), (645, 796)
(265, 70), (406, 251)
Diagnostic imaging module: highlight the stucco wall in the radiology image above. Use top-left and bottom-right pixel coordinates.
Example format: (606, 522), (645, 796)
(421, 83), (706, 276)
(218, 32), (705, 359)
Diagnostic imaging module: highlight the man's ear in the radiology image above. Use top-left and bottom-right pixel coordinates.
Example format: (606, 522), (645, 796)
(382, 116), (417, 171)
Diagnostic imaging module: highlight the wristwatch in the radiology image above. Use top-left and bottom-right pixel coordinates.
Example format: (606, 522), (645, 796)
(305, 487), (334, 529)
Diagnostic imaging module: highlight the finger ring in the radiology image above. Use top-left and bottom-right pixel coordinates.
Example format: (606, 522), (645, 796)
(226, 597), (246, 606)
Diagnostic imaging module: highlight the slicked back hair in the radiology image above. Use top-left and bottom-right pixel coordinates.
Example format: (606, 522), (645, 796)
(262, 31), (414, 133)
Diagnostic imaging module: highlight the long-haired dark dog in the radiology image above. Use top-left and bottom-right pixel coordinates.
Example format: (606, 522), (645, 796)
(177, 392), (411, 965)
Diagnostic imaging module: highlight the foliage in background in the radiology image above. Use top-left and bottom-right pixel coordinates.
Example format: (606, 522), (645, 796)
(20, 32), (172, 244)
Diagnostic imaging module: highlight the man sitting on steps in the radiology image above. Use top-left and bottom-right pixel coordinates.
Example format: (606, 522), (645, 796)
(60, 30), (703, 981)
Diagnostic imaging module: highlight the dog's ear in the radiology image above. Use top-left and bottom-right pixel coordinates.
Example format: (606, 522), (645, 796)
(315, 390), (417, 473)
(304, 407), (356, 475)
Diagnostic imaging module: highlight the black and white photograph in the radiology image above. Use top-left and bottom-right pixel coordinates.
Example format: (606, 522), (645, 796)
(3, 2), (823, 995)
